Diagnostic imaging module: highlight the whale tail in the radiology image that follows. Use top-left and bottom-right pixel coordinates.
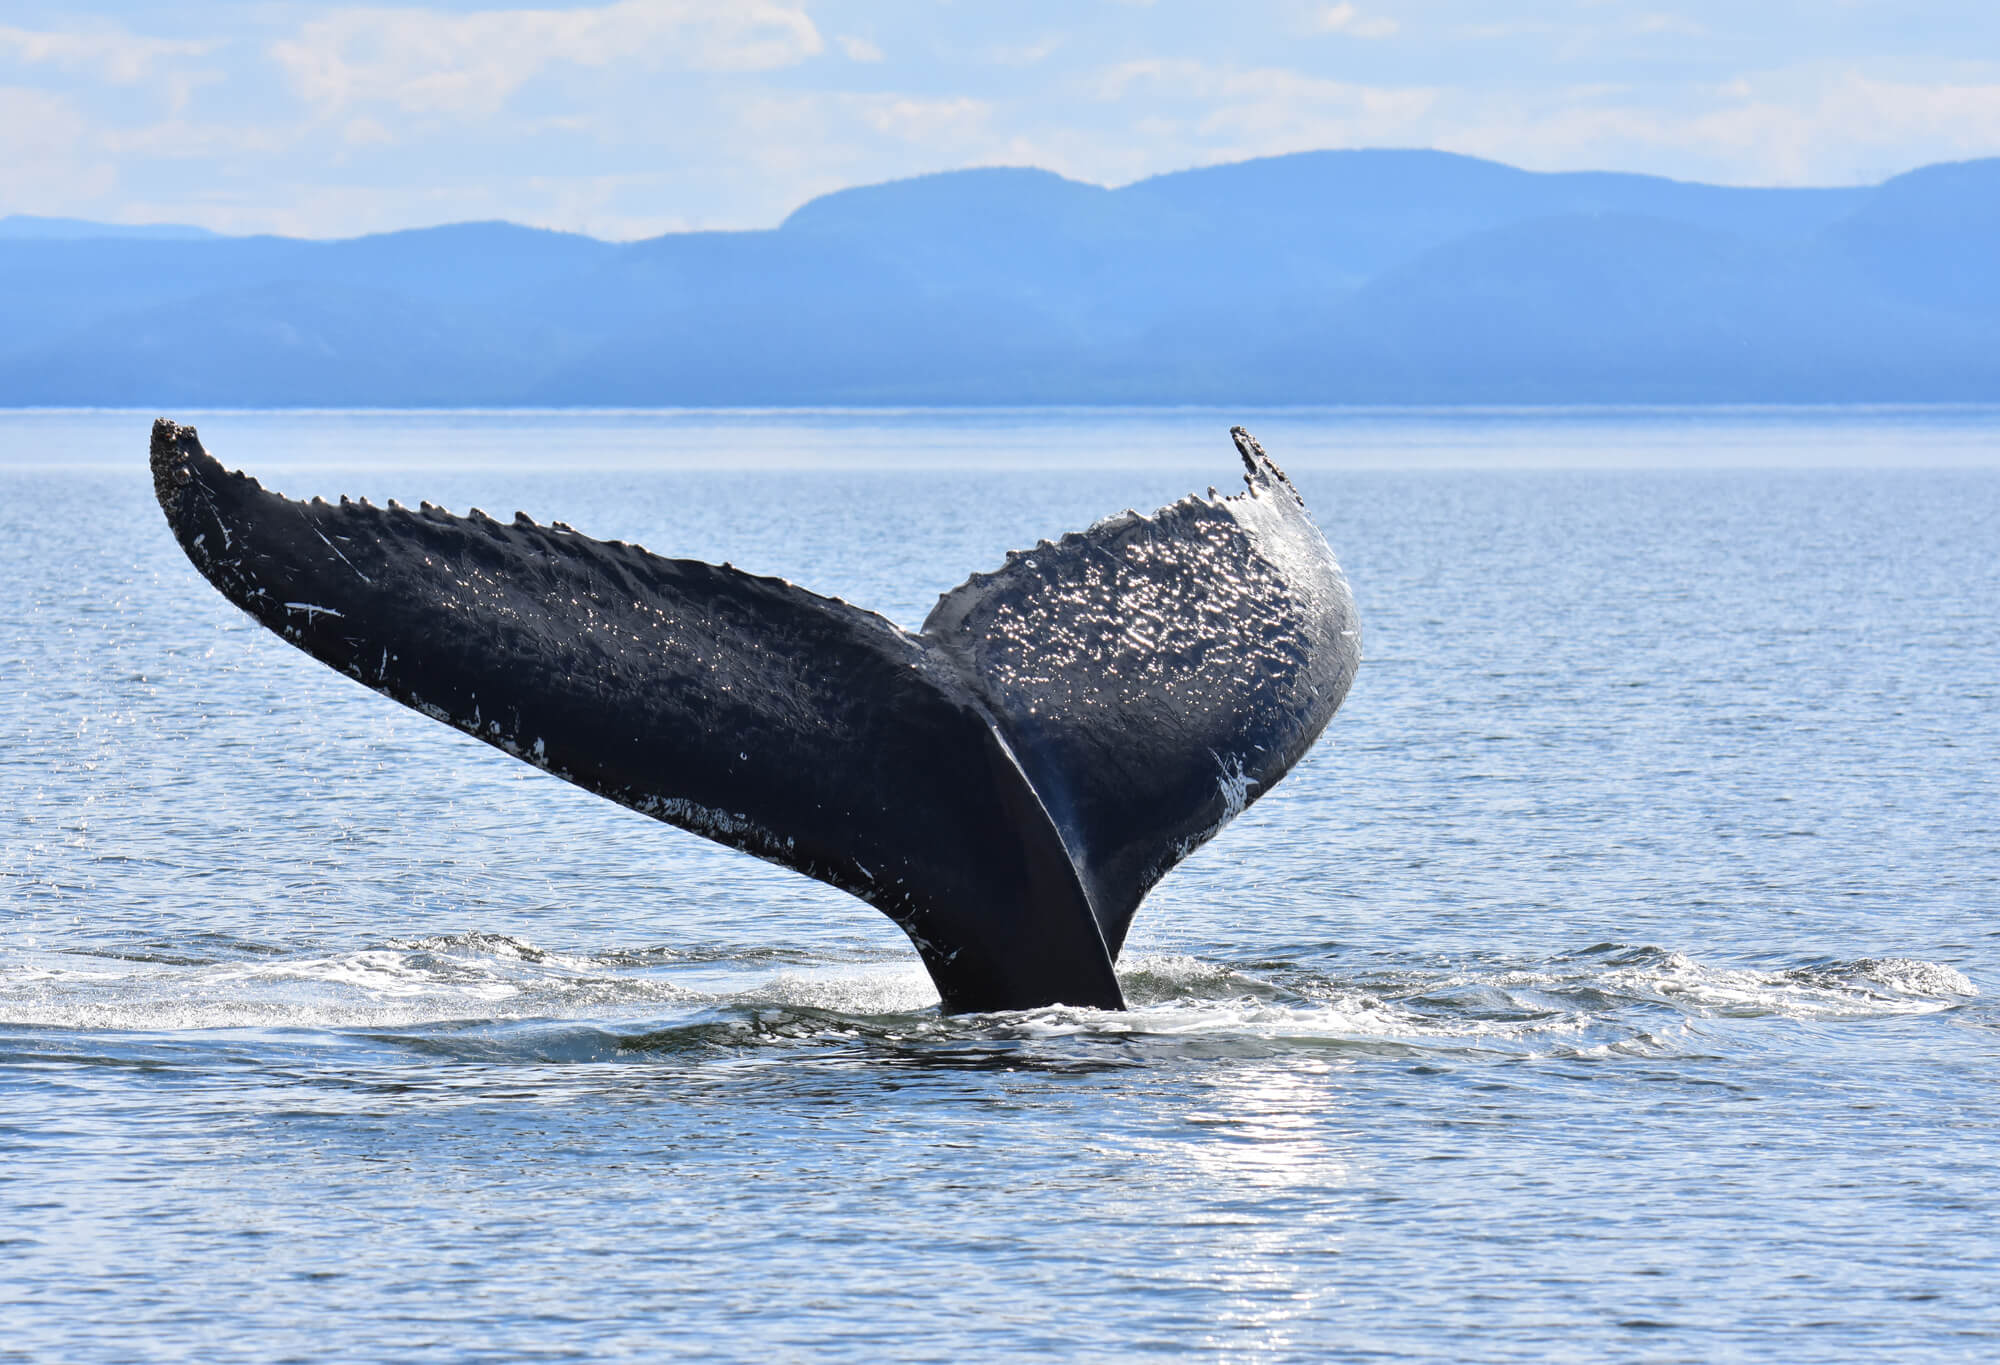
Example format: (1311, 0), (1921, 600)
(149, 419), (1360, 1013)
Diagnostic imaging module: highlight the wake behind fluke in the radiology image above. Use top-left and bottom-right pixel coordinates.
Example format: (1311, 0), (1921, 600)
(149, 420), (1361, 1013)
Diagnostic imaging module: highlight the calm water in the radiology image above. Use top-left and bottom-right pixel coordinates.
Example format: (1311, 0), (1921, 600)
(3, 407), (1997, 1363)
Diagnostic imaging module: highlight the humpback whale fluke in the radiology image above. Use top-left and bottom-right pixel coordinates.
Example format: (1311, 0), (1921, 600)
(149, 419), (1361, 1013)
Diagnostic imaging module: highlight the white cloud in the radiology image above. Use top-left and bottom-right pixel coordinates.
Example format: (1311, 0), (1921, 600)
(1635, 13), (1707, 38)
(271, 0), (822, 115)
(0, 23), (214, 84)
(343, 117), (396, 148)
(0, 85), (117, 212)
(992, 37), (1063, 67)
(0, 84), (87, 156)
(1315, 5), (1399, 39)
(10, 2), (2000, 238)
(721, 88), (1000, 180)
(855, 95), (992, 142)
(1093, 58), (1432, 116)
(1061, 58), (1444, 182)
(98, 117), (290, 160)
(1443, 70), (2000, 185)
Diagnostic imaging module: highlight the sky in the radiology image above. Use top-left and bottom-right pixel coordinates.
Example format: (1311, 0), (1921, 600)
(4, 1), (2000, 240)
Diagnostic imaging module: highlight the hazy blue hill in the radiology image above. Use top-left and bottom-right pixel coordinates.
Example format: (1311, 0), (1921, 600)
(1, 149), (1995, 405)
(777, 167), (1221, 339)
(1114, 150), (1871, 282)
(0, 215), (222, 241)
(1824, 157), (2000, 322)
(781, 166), (1117, 244)
(525, 226), (1090, 404)
(0, 236), (310, 346)
(0, 224), (619, 406)
(8, 280), (526, 407)
(1277, 214), (2000, 403)
(763, 153), (1880, 337)
(300, 222), (615, 303)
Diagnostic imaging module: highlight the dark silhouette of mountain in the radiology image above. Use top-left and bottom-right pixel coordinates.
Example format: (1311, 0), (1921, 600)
(2, 150), (1995, 405)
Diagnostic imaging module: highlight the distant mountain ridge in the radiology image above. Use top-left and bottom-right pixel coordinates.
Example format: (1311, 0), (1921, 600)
(0, 214), (222, 242)
(4, 149), (1997, 405)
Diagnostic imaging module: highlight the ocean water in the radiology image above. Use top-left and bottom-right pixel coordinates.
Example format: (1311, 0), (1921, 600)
(2, 406), (1997, 1363)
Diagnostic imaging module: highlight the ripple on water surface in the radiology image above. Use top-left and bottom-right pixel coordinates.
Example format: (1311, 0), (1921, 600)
(4, 410), (1999, 1363)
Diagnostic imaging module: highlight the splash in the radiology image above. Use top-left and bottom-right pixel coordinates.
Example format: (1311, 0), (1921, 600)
(0, 935), (1972, 1067)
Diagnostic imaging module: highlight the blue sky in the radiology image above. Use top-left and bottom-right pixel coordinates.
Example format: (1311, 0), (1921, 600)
(5, 1), (1999, 239)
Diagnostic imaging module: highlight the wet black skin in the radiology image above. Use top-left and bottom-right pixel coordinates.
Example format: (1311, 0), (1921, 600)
(150, 419), (1360, 1013)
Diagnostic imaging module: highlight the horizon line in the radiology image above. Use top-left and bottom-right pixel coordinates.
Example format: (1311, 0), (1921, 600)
(10, 402), (2000, 419)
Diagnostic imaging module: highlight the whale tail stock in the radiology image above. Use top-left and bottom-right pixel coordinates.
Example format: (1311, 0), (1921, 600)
(149, 418), (1360, 1013)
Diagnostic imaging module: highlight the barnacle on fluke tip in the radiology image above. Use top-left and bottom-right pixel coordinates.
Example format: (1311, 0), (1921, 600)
(149, 419), (1360, 1013)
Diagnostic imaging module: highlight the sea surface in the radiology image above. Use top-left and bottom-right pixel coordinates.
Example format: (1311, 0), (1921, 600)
(3, 406), (1997, 1363)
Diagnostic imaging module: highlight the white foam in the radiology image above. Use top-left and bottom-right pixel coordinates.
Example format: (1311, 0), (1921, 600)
(1559, 949), (1976, 1021)
(0, 934), (705, 1032)
(0, 938), (1972, 1057)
